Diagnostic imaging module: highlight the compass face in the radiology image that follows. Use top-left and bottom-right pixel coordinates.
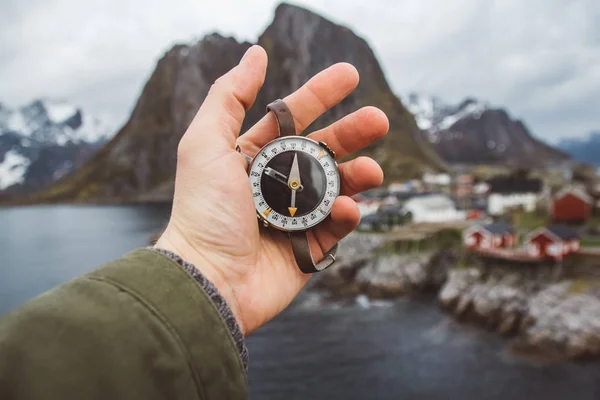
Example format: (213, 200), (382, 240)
(249, 136), (340, 232)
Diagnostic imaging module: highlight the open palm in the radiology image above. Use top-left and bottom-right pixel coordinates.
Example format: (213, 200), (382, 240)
(155, 46), (388, 335)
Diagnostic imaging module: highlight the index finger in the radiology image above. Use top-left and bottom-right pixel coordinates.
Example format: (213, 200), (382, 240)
(236, 63), (359, 155)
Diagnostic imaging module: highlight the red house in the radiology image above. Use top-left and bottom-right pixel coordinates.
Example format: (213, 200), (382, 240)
(464, 223), (517, 250)
(552, 187), (592, 223)
(525, 225), (580, 260)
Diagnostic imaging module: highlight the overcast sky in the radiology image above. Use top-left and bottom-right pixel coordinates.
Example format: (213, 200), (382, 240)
(1, 0), (599, 142)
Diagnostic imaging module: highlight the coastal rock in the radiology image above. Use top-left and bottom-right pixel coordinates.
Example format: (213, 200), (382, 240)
(471, 277), (528, 331)
(440, 266), (600, 359)
(309, 233), (385, 297)
(355, 253), (434, 298)
(524, 283), (600, 358)
(311, 232), (453, 299)
(404, 256), (429, 287)
(441, 268), (533, 331)
(439, 269), (480, 309)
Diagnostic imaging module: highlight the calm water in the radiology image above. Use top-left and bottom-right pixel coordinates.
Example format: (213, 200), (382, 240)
(2, 205), (600, 399)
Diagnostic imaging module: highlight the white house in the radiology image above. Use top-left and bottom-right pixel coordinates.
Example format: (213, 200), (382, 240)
(388, 181), (412, 193)
(403, 194), (466, 223)
(354, 195), (399, 217)
(473, 182), (490, 195)
(423, 172), (451, 187)
(487, 177), (543, 216)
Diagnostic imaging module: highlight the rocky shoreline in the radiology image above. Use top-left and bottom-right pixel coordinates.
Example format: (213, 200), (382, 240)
(312, 232), (600, 361)
(441, 268), (600, 359)
(310, 233), (456, 299)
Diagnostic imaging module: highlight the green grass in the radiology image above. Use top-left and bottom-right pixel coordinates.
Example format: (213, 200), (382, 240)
(454, 261), (473, 270)
(581, 236), (600, 247)
(569, 279), (591, 294)
(513, 211), (548, 231)
(587, 217), (600, 229)
(568, 278), (600, 294)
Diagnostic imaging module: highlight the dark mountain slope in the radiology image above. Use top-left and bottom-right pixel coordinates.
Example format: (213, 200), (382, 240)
(403, 93), (569, 167)
(33, 3), (446, 203)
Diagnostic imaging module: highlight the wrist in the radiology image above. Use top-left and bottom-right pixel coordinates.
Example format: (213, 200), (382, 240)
(154, 227), (247, 335)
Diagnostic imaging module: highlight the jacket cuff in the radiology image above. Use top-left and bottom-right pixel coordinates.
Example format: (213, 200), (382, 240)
(149, 247), (248, 371)
(87, 249), (247, 397)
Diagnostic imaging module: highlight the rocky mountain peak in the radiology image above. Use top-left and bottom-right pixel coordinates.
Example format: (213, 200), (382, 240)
(32, 3), (446, 203)
(259, 2), (388, 93)
(402, 93), (489, 133)
(249, 3), (446, 177)
(403, 93), (568, 167)
(0, 99), (112, 195)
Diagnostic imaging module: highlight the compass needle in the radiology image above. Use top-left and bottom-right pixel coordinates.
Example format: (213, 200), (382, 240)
(264, 167), (288, 186)
(289, 189), (297, 216)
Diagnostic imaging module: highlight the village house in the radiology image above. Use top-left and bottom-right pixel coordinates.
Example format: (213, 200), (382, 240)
(487, 176), (544, 216)
(388, 179), (424, 194)
(524, 225), (580, 260)
(463, 223), (517, 250)
(423, 172), (451, 187)
(454, 174), (474, 198)
(403, 194), (465, 223)
(355, 199), (380, 217)
(352, 189), (398, 217)
(473, 181), (490, 196)
(358, 205), (408, 231)
(552, 186), (592, 223)
(352, 193), (381, 216)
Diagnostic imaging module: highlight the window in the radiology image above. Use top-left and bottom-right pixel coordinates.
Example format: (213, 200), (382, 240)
(548, 243), (562, 256)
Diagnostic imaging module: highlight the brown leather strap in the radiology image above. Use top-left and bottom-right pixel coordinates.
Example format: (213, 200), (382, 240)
(266, 99), (296, 137)
(266, 99), (337, 274)
(289, 231), (338, 274)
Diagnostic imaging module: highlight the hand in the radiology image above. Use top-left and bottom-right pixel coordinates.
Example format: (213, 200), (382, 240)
(155, 45), (388, 335)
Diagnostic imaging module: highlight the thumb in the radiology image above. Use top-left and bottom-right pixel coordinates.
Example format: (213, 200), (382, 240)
(186, 45), (268, 150)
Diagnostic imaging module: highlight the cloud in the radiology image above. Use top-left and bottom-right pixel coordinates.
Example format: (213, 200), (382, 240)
(1, 0), (599, 142)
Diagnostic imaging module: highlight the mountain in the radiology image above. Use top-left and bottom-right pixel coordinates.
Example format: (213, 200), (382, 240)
(31, 35), (251, 203)
(401, 93), (569, 167)
(558, 132), (600, 167)
(246, 5), (446, 177)
(0, 99), (111, 197)
(32, 3), (446, 203)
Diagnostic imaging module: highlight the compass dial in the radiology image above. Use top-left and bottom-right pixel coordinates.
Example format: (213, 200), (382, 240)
(249, 136), (340, 232)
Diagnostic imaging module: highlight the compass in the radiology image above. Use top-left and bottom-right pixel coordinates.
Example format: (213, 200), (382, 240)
(241, 99), (340, 273)
(249, 136), (339, 232)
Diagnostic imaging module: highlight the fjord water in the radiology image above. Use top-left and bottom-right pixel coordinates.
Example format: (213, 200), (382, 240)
(1, 205), (600, 399)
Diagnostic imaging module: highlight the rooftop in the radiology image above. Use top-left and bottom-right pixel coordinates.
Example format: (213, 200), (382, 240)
(487, 177), (543, 194)
(547, 225), (580, 240)
(482, 222), (514, 235)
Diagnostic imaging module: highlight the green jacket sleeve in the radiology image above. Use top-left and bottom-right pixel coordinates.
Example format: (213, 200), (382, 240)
(0, 249), (247, 400)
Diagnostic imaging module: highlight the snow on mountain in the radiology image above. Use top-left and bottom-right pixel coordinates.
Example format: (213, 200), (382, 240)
(0, 99), (114, 195)
(0, 150), (30, 190)
(45, 100), (77, 124)
(2, 99), (112, 145)
(401, 93), (568, 167)
(401, 93), (489, 133)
